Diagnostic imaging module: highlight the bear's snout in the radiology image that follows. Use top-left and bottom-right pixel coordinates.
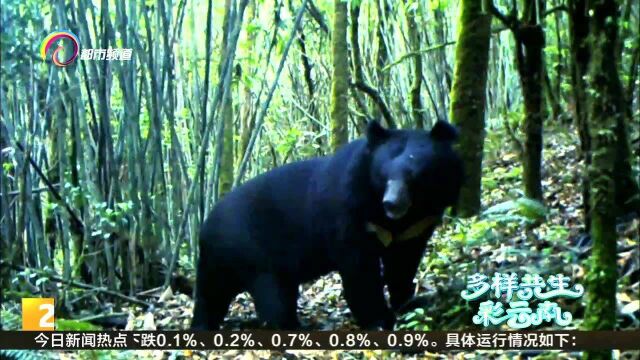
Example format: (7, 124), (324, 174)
(383, 179), (411, 219)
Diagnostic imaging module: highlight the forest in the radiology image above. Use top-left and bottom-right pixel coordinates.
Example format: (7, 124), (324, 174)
(0, 0), (638, 358)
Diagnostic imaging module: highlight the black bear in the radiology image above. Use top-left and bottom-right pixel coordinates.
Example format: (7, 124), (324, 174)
(191, 121), (463, 330)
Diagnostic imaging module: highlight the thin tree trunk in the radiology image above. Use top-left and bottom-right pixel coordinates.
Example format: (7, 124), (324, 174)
(517, 0), (545, 201)
(490, 0), (546, 201)
(218, 0), (235, 197)
(432, 7), (453, 120)
(552, 0), (564, 110)
(568, 0), (592, 229)
(297, 21), (323, 151)
(330, 0), (350, 150)
(45, 80), (60, 275)
(199, 0), (215, 220)
(240, 0), (257, 160)
(543, 67), (561, 121)
(350, 2), (370, 132)
(374, 0), (391, 127)
(166, 0), (252, 287)
(405, 1), (425, 129)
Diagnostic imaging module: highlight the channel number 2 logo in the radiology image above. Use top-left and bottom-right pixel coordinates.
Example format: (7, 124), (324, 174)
(22, 298), (55, 330)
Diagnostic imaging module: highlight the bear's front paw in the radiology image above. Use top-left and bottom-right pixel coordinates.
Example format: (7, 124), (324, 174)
(359, 309), (395, 330)
(380, 309), (397, 330)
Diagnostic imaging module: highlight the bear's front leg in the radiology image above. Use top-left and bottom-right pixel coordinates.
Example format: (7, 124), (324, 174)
(382, 237), (429, 311)
(338, 251), (395, 330)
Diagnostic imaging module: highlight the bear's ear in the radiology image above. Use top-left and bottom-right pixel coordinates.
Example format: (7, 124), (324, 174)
(430, 121), (459, 142)
(366, 120), (390, 147)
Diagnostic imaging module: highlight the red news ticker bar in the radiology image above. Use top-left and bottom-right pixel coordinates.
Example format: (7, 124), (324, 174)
(0, 330), (638, 351)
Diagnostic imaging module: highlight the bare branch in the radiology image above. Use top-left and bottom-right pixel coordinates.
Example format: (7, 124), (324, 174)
(1, 121), (85, 234)
(486, 0), (515, 30)
(351, 81), (396, 129)
(306, 0), (328, 33)
(542, 5), (569, 18)
(1, 261), (152, 308)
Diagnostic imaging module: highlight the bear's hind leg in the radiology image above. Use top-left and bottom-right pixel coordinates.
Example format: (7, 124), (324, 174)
(250, 273), (300, 329)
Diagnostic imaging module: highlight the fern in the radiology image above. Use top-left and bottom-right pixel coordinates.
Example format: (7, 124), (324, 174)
(482, 197), (547, 223)
(0, 349), (50, 360)
(0, 309), (20, 330)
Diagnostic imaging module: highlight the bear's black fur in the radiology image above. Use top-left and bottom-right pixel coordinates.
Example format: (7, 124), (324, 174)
(191, 121), (463, 330)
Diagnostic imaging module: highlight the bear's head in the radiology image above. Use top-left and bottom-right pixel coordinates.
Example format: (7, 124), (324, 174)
(366, 120), (463, 220)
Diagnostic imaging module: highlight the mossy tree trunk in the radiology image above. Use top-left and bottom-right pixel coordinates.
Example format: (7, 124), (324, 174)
(404, 2), (425, 129)
(582, 1), (622, 359)
(294, 0), (323, 152)
(218, 0), (235, 197)
(349, 3), (395, 131)
(612, 0), (640, 215)
(543, 68), (562, 121)
(568, 0), (592, 229)
(374, 0), (390, 126)
(569, 0), (640, 231)
(330, 0), (350, 150)
(350, 2), (370, 132)
(449, 0), (492, 217)
(489, 0), (545, 202)
(517, 0), (545, 201)
(612, 103), (640, 215)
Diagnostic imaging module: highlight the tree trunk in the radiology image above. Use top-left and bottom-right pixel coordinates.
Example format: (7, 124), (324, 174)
(543, 68), (561, 121)
(141, 2), (167, 289)
(295, 6), (323, 152)
(431, 7), (453, 120)
(240, 0), (256, 160)
(350, 2), (370, 132)
(45, 99), (60, 273)
(374, 0), (390, 126)
(449, 0), (492, 217)
(517, 0), (545, 201)
(570, 0), (640, 228)
(568, 0), (592, 229)
(613, 100), (640, 215)
(218, 0), (235, 197)
(404, 2), (425, 129)
(199, 0), (215, 220)
(330, 0), (350, 150)
(582, 1), (621, 359)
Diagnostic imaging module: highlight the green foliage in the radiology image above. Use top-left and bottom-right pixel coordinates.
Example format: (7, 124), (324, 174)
(12, 266), (54, 291)
(72, 350), (144, 359)
(395, 307), (431, 330)
(0, 350), (48, 360)
(483, 197), (547, 223)
(1, 308), (21, 330)
(89, 201), (134, 240)
(428, 0), (448, 11)
(542, 225), (569, 244)
(481, 176), (498, 191)
(275, 127), (302, 157)
(55, 319), (102, 331)
(451, 219), (499, 247)
(2, 159), (14, 172)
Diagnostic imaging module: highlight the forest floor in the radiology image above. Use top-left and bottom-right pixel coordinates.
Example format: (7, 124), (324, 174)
(2, 125), (639, 360)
